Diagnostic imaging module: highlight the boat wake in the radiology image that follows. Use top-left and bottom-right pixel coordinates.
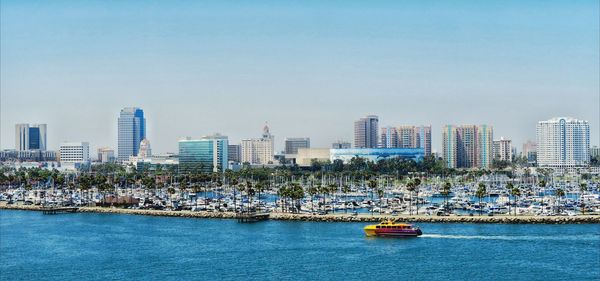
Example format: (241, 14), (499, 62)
(421, 234), (599, 241)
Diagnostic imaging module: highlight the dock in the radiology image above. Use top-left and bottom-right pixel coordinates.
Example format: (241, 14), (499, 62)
(42, 207), (79, 215)
(235, 212), (270, 223)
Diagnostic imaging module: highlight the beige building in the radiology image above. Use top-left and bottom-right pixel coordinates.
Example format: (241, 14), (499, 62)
(241, 124), (275, 164)
(294, 148), (331, 167)
(493, 137), (512, 162)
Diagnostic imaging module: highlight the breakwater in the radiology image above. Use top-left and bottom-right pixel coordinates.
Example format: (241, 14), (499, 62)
(2, 204), (599, 224)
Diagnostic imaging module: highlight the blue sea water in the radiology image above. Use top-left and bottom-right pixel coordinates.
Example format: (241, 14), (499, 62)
(1, 210), (599, 281)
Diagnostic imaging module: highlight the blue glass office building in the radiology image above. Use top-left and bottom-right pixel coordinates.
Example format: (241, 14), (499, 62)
(330, 148), (424, 163)
(178, 135), (228, 173)
(118, 107), (146, 162)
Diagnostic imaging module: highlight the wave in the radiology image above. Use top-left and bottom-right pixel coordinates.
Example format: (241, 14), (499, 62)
(421, 233), (599, 241)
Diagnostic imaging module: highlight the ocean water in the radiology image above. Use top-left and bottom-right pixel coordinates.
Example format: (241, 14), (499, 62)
(1, 210), (598, 281)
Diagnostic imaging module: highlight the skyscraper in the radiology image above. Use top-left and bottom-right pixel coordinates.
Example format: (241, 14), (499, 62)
(536, 117), (590, 167)
(178, 134), (229, 173)
(118, 107), (146, 162)
(241, 124), (275, 164)
(284, 137), (310, 154)
(331, 140), (351, 149)
(354, 115), (378, 148)
(15, 123), (47, 151)
(443, 125), (493, 169)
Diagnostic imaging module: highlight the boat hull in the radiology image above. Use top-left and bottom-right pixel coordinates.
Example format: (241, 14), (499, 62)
(364, 225), (422, 237)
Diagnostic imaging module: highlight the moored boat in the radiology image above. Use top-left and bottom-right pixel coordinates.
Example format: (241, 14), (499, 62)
(363, 220), (422, 237)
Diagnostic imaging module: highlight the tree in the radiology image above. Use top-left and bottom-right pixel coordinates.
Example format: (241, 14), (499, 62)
(555, 188), (565, 213)
(406, 180), (415, 215)
(413, 178), (422, 215)
(579, 183), (588, 215)
(476, 183), (487, 216)
(368, 179), (377, 216)
(508, 183), (520, 216)
(441, 182), (452, 212)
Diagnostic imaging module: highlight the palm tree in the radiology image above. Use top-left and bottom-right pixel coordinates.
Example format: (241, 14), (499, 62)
(476, 183), (487, 216)
(308, 186), (318, 214)
(579, 183), (588, 215)
(441, 182), (452, 212)
(406, 180), (415, 215)
(509, 183), (521, 216)
(231, 179), (239, 213)
(413, 178), (422, 215)
(367, 179), (377, 216)
(539, 179), (547, 209)
(555, 188), (565, 213)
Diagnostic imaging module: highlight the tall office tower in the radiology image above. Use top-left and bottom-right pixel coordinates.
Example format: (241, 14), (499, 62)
(493, 137), (513, 162)
(442, 125), (493, 169)
(118, 107), (146, 162)
(97, 147), (115, 163)
(228, 144), (242, 163)
(354, 115), (378, 148)
(179, 134), (229, 173)
(284, 137), (310, 154)
(241, 124), (275, 164)
(59, 142), (90, 164)
(331, 140), (351, 149)
(536, 117), (590, 167)
(15, 123), (47, 151)
(379, 127), (398, 148)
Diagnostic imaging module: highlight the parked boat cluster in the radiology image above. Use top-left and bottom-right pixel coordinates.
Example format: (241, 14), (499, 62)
(1, 178), (599, 217)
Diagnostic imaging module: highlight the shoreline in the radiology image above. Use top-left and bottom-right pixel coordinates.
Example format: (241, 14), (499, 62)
(2, 204), (599, 224)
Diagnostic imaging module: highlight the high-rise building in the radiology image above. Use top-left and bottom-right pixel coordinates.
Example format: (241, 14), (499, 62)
(379, 127), (398, 148)
(59, 142), (90, 164)
(354, 115), (378, 148)
(228, 144), (241, 163)
(284, 137), (310, 154)
(178, 134), (229, 173)
(15, 123), (47, 151)
(97, 147), (115, 163)
(522, 140), (537, 165)
(332, 140), (351, 149)
(118, 107), (146, 162)
(493, 137), (512, 162)
(590, 146), (600, 158)
(241, 124), (275, 164)
(536, 117), (590, 167)
(388, 125), (432, 155)
(442, 125), (493, 169)
(138, 139), (152, 158)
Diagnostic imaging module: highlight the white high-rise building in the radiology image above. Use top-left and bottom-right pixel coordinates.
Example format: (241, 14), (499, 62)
(536, 117), (590, 167)
(241, 124), (275, 165)
(59, 142), (90, 164)
(493, 137), (512, 162)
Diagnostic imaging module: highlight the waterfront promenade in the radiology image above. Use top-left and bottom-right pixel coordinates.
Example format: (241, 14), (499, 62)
(2, 203), (599, 224)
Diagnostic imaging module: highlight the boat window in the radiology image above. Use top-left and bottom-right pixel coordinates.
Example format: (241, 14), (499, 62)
(376, 226), (380, 229)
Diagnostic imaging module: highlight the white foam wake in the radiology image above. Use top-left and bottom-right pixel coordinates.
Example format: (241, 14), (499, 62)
(421, 234), (598, 241)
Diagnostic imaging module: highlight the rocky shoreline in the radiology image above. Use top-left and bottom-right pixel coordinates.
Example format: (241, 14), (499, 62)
(2, 204), (599, 224)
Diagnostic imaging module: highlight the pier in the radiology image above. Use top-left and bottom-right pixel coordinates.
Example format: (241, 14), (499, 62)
(41, 207), (79, 215)
(235, 212), (270, 223)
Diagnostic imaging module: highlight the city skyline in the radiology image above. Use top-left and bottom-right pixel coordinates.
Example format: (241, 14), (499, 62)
(1, 1), (599, 154)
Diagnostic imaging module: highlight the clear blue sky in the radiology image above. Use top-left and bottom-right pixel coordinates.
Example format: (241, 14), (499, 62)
(1, 0), (598, 154)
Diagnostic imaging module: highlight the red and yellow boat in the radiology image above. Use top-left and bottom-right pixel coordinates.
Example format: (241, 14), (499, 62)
(364, 220), (422, 237)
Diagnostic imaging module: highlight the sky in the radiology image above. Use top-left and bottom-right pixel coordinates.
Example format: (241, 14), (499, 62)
(1, 0), (599, 155)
